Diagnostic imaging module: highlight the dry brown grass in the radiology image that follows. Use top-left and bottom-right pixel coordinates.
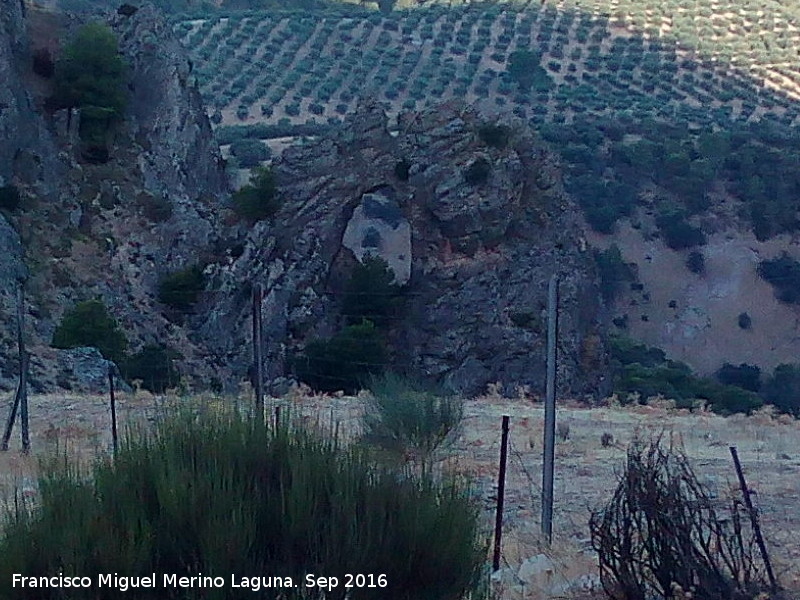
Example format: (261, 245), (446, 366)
(1, 387), (798, 599)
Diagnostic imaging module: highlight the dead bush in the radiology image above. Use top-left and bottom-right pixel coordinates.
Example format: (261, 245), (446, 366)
(590, 435), (780, 600)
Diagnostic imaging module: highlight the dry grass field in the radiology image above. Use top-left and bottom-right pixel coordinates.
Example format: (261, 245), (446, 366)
(1, 387), (798, 599)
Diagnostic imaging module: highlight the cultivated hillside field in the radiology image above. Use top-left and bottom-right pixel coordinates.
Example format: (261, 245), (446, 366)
(175, 0), (800, 129)
(1, 389), (798, 599)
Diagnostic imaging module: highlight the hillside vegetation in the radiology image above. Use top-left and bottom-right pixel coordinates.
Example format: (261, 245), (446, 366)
(173, 0), (800, 241)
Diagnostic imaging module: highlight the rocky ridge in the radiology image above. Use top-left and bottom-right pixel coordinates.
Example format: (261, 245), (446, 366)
(0, 1), (608, 397)
(0, 1), (230, 393)
(199, 99), (609, 398)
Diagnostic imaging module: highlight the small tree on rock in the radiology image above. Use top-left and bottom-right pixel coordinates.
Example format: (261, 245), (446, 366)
(232, 166), (279, 223)
(51, 299), (127, 365)
(52, 22), (127, 159)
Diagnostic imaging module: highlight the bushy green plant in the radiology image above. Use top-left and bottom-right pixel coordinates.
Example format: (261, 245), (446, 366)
(762, 363), (800, 417)
(295, 320), (387, 394)
(0, 184), (21, 211)
(121, 344), (181, 393)
(507, 49), (552, 91)
(229, 138), (271, 167)
(52, 22), (126, 155)
(594, 244), (635, 303)
(737, 312), (752, 330)
(655, 210), (706, 250)
(609, 336), (667, 368)
(464, 157), (491, 185)
(715, 363), (761, 392)
(342, 256), (403, 327)
(363, 373), (463, 464)
(686, 250), (705, 274)
(51, 299), (127, 365)
(157, 264), (205, 312)
(52, 23), (126, 115)
(0, 408), (485, 600)
(231, 166), (279, 223)
(137, 192), (172, 223)
(609, 336), (762, 414)
(477, 123), (511, 149)
(394, 158), (411, 181)
(757, 252), (800, 304)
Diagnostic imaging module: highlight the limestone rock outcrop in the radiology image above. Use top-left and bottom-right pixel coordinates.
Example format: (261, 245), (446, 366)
(199, 100), (608, 398)
(0, 1), (229, 392)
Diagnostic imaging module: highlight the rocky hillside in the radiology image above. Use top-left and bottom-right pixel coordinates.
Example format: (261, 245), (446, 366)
(198, 99), (608, 398)
(0, 1), (229, 393)
(0, 1), (609, 399)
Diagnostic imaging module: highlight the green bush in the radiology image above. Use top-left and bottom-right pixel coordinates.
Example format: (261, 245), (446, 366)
(342, 256), (403, 327)
(655, 210), (706, 250)
(137, 193), (172, 223)
(737, 312), (752, 330)
(609, 336), (762, 414)
(394, 158), (411, 181)
(52, 23), (126, 153)
(762, 363), (800, 417)
(594, 244), (634, 303)
(0, 185), (21, 211)
(757, 252), (800, 304)
(121, 344), (181, 393)
(53, 23), (126, 115)
(51, 299), (127, 365)
(507, 49), (552, 91)
(232, 166), (279, 223)
(477, 123), (511, 149)
(0, 408), (485, 600)
(295, 321), (387, 394)
(703, 382), (763, 415)
(715, 363), (761, 392)
(464, 157), (491, 185)
(229, 139), (271, 167)
(363, 373), (463, 464)
(32, 47), (55, 78)
(686, 250), (705, 274)
(609, 335), (666, 368)
(157, 265), (205, 312)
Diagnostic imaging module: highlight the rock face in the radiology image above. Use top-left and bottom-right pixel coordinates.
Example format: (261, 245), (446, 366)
(342, 188), (412, 284)
(200, 100), (608, 398)
(53, 346), (132, 394)
(0, 3), (229, 392)
(111, 4), (227, 204)
(0, 3), (606, 397)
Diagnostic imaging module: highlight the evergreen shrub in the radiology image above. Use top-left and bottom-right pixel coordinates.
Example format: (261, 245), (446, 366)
(0, 185), (21, 211)
(232, 166), (279, 223)
(229, 139), (271, 167)
(295, 321), (387, 394)
(51, 299), (127, 365)
(0, 409), (485, 600)
(121, 344), (181, 393)
(157, 265), (205, 312)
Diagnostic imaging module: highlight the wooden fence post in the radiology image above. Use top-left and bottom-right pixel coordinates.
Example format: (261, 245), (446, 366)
(729, 446), (778, 590)
(541, 274), (558, 543)
(2, 285), (28, 452)
(108, 365), (118, 456)
(252, 283), (264, 415)
(493, 415), (510, 572)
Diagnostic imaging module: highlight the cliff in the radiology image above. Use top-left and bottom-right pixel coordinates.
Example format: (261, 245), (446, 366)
(0, 1), (230, 392)
(198, 100), (609, 398)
